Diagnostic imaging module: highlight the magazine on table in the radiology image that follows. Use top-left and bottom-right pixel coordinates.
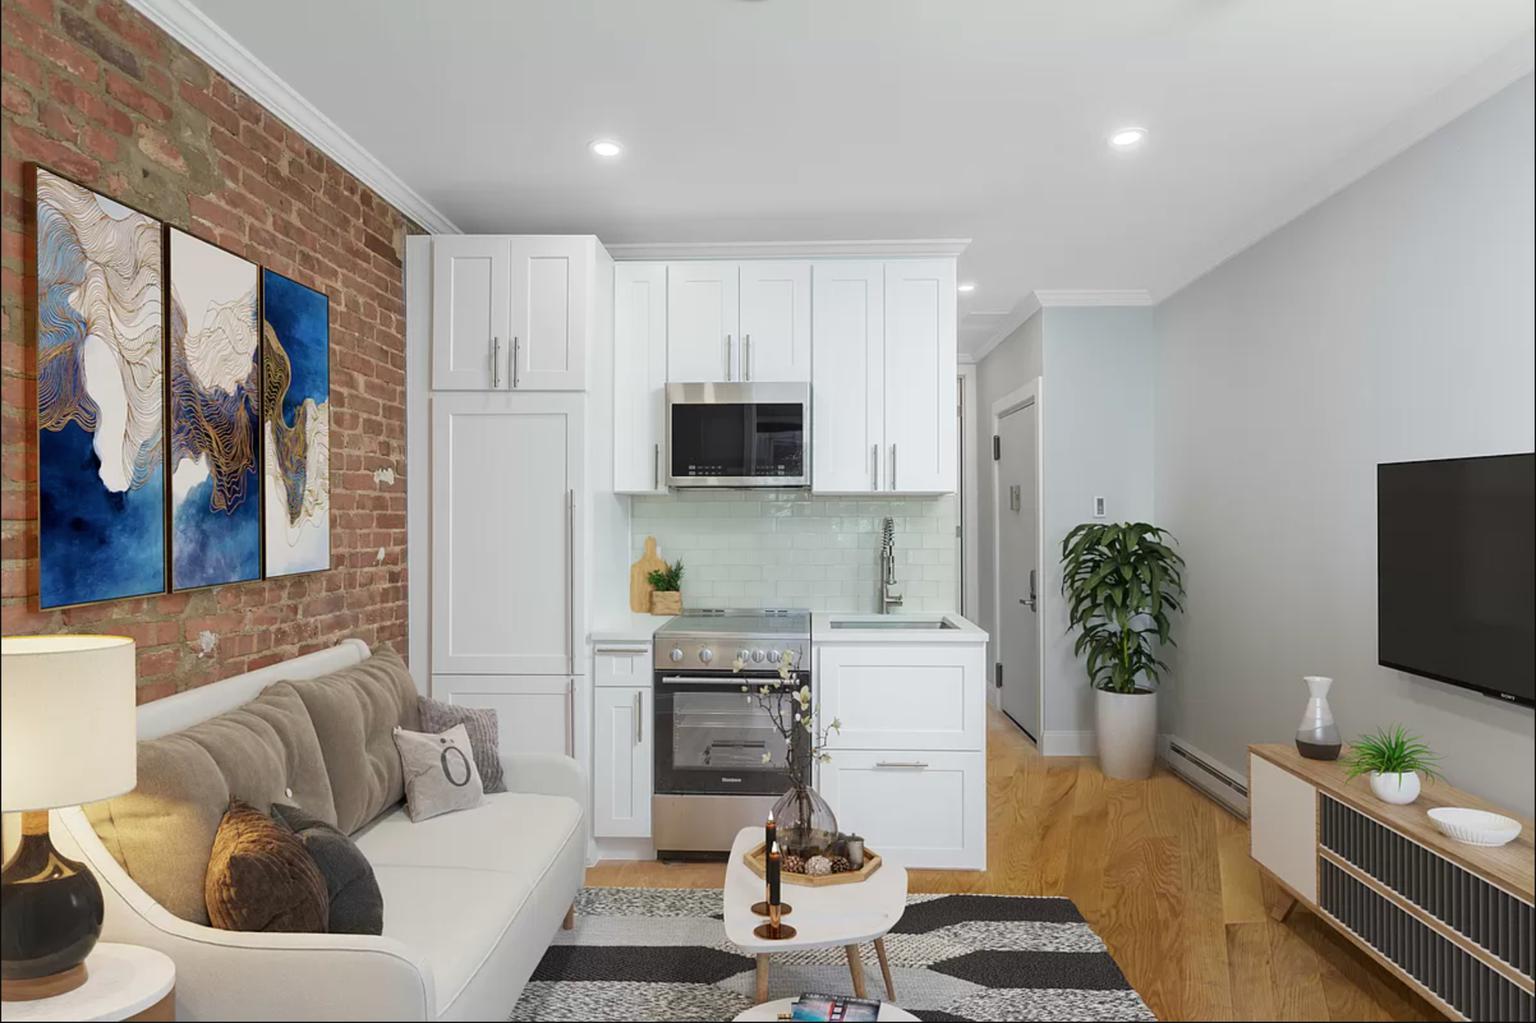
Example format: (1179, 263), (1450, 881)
(788, 992), (882, 1021)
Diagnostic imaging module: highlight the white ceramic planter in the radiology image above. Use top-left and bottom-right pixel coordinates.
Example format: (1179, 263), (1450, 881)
(1095, 687), (1158, 780)
(1369, 770), (1421, 805)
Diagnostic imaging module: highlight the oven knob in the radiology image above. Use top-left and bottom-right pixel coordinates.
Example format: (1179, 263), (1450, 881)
(669, 647), (684, 663)
(767, 649), (780, 663)
(698, 648), (714, 664)
(752, 649), (765, 663)
(737, 649), (752, 665)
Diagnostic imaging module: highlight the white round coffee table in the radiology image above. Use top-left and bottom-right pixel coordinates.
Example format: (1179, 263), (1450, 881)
(723, 827), (909, 1005)
(734, 996), (918, 1021)
(0, 943), (175, 1021)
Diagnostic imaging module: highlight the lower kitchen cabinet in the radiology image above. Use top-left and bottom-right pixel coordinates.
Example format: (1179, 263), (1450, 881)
(817, 642), (986, 751)
(818, 749), (986, 869)
(593, 686), (652, 837)
(434, 674), (577, 758)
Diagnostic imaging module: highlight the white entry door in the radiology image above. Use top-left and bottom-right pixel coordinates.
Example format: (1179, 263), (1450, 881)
(997, 398), (1040, 740)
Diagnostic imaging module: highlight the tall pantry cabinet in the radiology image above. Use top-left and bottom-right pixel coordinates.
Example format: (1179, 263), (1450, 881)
(407, 235), (617, 776)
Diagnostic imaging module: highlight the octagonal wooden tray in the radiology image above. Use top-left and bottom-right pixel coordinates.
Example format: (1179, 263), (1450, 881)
(743, 841), (884, 887)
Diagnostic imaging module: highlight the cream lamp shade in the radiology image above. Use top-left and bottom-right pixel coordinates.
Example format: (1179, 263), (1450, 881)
(1, 635), (137, 812)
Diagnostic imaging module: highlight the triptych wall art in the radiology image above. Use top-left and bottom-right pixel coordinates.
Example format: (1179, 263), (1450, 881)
(34, 167), (333, 609)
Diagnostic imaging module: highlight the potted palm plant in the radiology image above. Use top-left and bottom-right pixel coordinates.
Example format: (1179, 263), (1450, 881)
(1342, 725), (1442, 805)
(1061, 522), (1185, 780)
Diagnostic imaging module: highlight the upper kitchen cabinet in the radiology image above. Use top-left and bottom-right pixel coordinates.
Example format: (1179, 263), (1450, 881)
(738, 261), (810, 382)
(431, 235), (597, 391)
(613, 262), (668, 494)
(882, 259), (957, 494)
(666, 261), (810, 383)
(812, 259), (957, 494)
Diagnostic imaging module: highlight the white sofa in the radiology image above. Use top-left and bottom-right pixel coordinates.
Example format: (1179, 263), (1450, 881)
(53, 639), (587, 1021)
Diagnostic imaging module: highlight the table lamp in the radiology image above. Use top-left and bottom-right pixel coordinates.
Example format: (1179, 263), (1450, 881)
(1, 635), (137, 1000)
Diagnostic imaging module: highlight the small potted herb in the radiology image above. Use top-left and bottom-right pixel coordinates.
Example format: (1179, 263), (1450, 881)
(1342, 725), (1443, 805)
(647, 559), (684, 616)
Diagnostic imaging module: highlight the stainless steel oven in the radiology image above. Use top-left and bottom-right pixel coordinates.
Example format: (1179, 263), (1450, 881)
(651, 609), (812, 857)
(666, 382), (809, 488)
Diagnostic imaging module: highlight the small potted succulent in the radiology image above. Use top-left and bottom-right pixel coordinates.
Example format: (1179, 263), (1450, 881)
(1342, 725), (1443, 805)
(647, 559), (684, 615)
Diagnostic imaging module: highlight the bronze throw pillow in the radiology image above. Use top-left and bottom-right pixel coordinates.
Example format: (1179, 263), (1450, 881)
(206, 799), (329, 933)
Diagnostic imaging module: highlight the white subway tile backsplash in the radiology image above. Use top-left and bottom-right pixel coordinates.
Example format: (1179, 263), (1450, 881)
(630, 492), (958, 613)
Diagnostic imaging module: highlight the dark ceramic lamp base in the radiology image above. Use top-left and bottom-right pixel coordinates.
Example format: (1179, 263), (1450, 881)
(0, 811), (104, 1001)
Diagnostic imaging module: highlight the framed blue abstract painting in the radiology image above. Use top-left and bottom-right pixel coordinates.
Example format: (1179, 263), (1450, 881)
(167, 228), (262, 591)
(36, 168), (166, 609)
(261, 269), (330, 577)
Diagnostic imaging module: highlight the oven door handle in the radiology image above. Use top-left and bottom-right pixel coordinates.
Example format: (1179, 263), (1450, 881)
(656, 675), (800, 687)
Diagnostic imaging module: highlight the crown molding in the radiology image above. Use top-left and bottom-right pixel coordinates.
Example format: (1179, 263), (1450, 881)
(125, 0), (460, 235)
(605, 238), (971, 260)
(967, 288), (1153, 362)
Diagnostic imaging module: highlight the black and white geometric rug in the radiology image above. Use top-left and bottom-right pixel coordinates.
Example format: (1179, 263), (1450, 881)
(510, 888), (1155, 1021)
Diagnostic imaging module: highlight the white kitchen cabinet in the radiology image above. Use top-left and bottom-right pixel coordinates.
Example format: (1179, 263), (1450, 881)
(818, 642), (985, 751)
(613, 263), (668, 493)
(431, 393), (584, 675)
(818, 749), (985, 869)
(667, 262), (740, 383)
(883, 259), (957, 493)
(432, 236), (509, 390)
(811, 262), (885, 492)
(434, 674), (577, 758)
(594, 643), (652, 687)
(811, 260), (956, 494)
(431, 236), (594, 391)
(593, 686), (652, 837)
(738, 261), (810, 382)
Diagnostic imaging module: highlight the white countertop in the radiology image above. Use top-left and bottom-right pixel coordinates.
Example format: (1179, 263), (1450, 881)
(588, 611), (672, 644)
(811, 611), (988, 643)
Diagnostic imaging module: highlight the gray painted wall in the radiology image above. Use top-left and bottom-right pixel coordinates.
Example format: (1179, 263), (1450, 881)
(1155, 76), (1535, 815)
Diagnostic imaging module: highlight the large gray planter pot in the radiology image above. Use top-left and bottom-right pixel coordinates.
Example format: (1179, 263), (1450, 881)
(1095, 687), (1158, 780)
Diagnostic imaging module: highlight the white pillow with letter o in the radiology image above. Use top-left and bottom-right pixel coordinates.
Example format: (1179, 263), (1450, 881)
(393, 723), (485, 822)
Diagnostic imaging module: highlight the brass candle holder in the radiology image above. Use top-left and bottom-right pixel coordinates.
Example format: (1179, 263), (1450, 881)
(752, 900), (797, 940)
(750, 879), (792, 918)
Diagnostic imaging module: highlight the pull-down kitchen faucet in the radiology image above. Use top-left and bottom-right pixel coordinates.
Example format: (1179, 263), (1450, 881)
(879, 517), (903, 614)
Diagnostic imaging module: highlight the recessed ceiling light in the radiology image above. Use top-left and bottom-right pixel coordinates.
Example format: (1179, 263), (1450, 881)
(1109, 127), (1147, 149)
(957, 282), (976, 293)
(589, 139), (623, 158)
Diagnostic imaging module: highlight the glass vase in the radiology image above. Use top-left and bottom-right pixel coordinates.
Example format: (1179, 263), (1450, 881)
(771, 784), (839, 859)
(1295, 675), (1341, 760)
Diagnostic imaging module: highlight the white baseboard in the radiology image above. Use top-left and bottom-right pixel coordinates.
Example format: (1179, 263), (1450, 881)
(1160, 733), (1250, 817)
(1040, 730), (1096, 757)
(591, 837), (657, 865)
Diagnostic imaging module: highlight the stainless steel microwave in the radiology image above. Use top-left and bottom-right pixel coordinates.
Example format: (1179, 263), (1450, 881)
(666, 382), (809, 488)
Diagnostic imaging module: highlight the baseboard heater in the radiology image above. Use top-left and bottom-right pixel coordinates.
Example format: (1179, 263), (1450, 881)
(1164, 736), (1249, 817)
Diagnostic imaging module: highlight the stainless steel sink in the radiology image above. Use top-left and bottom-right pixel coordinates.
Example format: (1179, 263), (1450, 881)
(829, 618), (957, 630)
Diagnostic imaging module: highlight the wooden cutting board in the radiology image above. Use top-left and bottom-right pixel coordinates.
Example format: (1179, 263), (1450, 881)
(629, 536), (667, 613)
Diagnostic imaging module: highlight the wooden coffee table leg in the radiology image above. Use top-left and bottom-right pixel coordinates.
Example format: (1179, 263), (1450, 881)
(844, 944), (867, 998)
(874, 936), (895, 999)
(756, 954), (770, 1002)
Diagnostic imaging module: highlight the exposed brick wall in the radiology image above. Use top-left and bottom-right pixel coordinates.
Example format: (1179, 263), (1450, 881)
(1, 0), (412, 700)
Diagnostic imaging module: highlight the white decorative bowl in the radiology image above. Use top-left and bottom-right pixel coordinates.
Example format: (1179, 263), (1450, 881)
(1427, 807), (1523, 847)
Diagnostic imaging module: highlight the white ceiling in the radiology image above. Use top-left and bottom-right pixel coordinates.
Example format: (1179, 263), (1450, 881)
(181, 0), (1534, 355)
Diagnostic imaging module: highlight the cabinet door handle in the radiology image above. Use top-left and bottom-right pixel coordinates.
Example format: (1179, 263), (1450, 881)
(634, 690), (644, 744)
(566, 489), (575, 664)
(653, 443), (661, 490)
(874, 760), (929, 769)
(872, 444), (879, 491)
(743, 333), (752, 381)
(512, 336), (521, 388)
(724, 334), (733, 381)
(491, 336), (500, 388)
(566, 678), (576, 757)
(889, 444), (897, 490)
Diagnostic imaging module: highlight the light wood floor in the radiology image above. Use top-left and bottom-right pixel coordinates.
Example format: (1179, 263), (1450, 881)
(586, 708), (1441, 1021)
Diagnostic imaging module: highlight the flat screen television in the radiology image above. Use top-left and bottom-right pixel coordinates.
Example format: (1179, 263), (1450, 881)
(1378, 452), (1535, 707)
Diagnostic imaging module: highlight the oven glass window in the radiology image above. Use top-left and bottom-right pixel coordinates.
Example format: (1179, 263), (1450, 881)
(670, 403), (803, 479)
(671, 692), (791, 773)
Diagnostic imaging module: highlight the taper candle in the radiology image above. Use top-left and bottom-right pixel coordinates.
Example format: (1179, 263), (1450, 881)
(767, 839), (782, 906)
(765, 808), (776, 857)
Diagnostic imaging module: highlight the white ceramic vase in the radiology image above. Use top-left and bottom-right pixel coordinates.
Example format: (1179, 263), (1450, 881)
(1369, 770), (1421, 805)
(1095, 687), (1158, 780)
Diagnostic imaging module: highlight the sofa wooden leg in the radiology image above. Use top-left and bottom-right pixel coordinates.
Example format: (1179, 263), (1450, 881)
(562, 903), (576, 930)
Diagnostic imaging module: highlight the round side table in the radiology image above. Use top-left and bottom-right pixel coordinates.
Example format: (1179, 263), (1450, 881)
(0, 944), (174, 1022)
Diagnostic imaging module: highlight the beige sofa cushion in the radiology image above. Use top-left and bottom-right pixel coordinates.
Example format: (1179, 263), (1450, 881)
(287, 648), (420, 834)
(87, 681), (336, 924)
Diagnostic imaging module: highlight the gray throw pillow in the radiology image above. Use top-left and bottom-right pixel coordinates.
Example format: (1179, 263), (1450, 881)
(418, 696), (506, 794)
(393, 724), (485, 822)
(271, 803), (383, 935)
